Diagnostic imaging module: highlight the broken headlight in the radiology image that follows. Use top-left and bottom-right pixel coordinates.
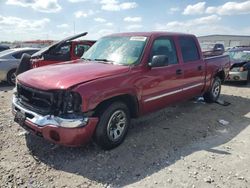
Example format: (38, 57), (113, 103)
(62, 91), (82, 114)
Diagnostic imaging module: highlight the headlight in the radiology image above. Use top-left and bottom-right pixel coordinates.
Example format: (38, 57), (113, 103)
(62, 91), (82, 114)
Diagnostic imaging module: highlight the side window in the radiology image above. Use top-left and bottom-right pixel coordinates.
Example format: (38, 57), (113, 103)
(24, 50), (38, 56)
(150, 38), (178, 65)
(12, 52), (24, 59)
(74, 44), (90, 57)
(179, 37), (200, 62)
(57, 44), (71, 55)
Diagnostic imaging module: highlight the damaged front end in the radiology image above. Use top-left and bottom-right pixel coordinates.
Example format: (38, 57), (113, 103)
(227, 61), (250, 81)
(12, 83), (98, 146)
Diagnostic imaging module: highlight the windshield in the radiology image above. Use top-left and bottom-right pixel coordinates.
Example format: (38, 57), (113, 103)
(82, 36), (147, 66)
(226, 51), (250, 62)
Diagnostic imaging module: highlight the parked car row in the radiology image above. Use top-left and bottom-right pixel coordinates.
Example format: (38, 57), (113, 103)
(12, 31), (231, 149)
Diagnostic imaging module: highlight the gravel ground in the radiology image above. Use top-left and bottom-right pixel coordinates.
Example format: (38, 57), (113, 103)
(0, 82), (250, 188)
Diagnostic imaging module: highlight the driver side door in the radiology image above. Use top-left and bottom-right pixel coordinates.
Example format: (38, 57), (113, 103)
(142, 36), (185, 114)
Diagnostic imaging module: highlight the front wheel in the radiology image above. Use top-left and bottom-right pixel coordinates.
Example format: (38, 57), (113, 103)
(7, 69), (17, 86)
(94, 102), (130, 150)
(203, 77), (221, 103)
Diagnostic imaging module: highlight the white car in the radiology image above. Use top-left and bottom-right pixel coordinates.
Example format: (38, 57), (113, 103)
(0, 48), (39, 85)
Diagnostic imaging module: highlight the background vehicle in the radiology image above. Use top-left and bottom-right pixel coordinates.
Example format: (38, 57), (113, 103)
(201, 43), (225, 58)
(0, 48), (39, 85)
(30, 32), (95, 68)
(0, 44), (10, 52)
(225, 46), (250, 84)
(16, 32), (96, 76)
(13, 32), (230, 149)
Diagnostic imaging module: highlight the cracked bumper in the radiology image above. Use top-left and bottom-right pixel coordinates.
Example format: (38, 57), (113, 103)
(226, 71), (248, 81)
(12, 96), (98, 147)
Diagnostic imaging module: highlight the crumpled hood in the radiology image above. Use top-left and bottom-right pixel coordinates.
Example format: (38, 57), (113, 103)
(17, 61), (130, 90)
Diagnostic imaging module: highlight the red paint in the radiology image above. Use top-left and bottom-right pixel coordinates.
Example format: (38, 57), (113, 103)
(15, 32), (230, 147)
(31, 40), (95, 68)
(24, 117), (98, 147)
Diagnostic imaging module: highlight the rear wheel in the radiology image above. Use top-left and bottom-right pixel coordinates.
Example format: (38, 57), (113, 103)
(7, 69), (17, 86)
(203, 77), (221, 103)
(94, 102), (130, 150)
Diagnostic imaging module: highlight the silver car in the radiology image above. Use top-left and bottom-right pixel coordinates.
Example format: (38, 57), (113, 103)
(0, 48), (39, 85)
(226, 48), (250, 84)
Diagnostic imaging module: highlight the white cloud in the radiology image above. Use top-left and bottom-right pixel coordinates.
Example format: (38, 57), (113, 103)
(169, 7), (180, 13)
(68, 0), (90, 2)
(97, 29), (114, 36)
(0, 15), (51, 41)
(183, 2), (206, 15)
(57, 24), (69, 28)
(6, 0), (61, 13)
(206, 1), (250, 15)
(106, 22), (113, 26)
(155, 15), (222, 35)
(0, 15), (50, 30)
(124, 16), (141, 22)
(94, 17), (106, 22)
(126, 24), (142, 30)
(74, 10), (95, 18)
(100, 0), (137, 11)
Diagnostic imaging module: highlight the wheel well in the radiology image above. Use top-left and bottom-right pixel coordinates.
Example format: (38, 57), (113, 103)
(94, 94), (139, 118)
(7, 68), (17, 78)
(215, 71), (225, 82)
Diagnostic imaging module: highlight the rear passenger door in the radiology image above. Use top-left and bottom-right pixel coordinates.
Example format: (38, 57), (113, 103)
(178, 36), (205, 98)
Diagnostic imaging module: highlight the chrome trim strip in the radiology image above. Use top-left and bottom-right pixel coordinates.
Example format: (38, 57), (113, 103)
(144, 83), (203, 102)
(12, 96), (88, 128)
(182, 83), (203, 91)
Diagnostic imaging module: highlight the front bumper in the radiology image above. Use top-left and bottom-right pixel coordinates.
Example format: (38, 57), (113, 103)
(12, 96), (98, 147)
(226, 71), (248, 81)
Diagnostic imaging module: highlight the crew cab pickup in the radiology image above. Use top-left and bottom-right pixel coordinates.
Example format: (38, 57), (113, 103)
(12, 32), (230, 149)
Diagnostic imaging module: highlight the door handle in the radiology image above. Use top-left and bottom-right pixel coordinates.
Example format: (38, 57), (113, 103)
(176, 69), (182, 75)
(197, 66), (202, 71)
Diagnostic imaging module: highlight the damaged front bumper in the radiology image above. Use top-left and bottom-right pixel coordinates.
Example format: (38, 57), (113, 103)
(226, 70), (248, 81)
(12, 95), (98, 147)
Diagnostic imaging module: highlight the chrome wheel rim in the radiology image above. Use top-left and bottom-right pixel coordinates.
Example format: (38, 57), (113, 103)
(10, 72), (16, 84)
(107, 110), (127, 141)
(212, 81), (220, 98)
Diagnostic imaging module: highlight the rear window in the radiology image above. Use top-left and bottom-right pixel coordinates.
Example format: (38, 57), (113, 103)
(179, 37), (200, 62)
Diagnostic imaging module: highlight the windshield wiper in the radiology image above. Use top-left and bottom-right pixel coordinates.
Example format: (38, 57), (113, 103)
(94, 58), (114, 64)
(81, 57), (92, 61)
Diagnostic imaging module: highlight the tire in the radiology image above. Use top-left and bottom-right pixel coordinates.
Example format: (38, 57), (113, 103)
(16, 53), (31, 76)
(94, 102), (130, 150)
(7, 69), (17, 86)
(203, 77), (221, 103)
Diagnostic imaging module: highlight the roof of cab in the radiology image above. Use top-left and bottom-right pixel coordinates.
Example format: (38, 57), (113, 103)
(106, 31), (195, 38)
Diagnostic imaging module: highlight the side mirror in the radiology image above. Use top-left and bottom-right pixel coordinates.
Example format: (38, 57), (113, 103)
(149, 55), (169, 67)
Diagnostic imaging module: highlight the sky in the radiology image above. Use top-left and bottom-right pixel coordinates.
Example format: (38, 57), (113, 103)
(0, 0), (249, 41)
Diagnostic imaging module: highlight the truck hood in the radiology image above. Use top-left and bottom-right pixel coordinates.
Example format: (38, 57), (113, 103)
(17, 61), (130, 90)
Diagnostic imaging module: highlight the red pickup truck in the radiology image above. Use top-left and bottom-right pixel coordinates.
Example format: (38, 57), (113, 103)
(13, 32), (230, 149)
